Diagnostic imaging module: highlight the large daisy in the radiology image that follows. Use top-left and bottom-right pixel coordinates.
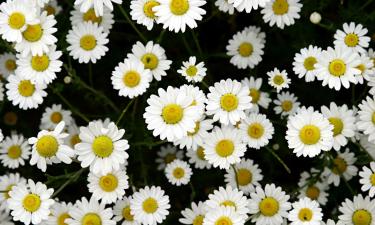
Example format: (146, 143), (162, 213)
(338, 195), (375, 225)
(0, 134), (31, 169)
(261, 0), (302, 29)
(334, 22), (371, 53)
(239, 113), (274, 149)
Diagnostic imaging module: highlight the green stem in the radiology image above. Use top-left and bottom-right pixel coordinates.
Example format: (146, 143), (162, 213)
(265, 146), (291, 174)
(52, 88), (90, 122)
(51, 168), (86, 198)
(231, 164), (240, 189)
(157, 30), (166, 43)
(88, 62), (93, 87)
(181, 35), (193, 55)
(191, 30), (203, 58)
(132, 140), (167, 148)
(116, 98), (136, 125)
(118, 5), (147, 42)
(189, 182), (196, 201)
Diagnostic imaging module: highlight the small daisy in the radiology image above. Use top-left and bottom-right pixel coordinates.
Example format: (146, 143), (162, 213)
(111, 58), (153, 98)
(224, 158), (263, 195)
(130, 0), (159, 30)
(203, 206), (245, 225)
(46, 202), (74, 225)
(43, 0), (63, 16)
(297, 170), (328, 205)
(6, 73), (47, 110)
(128, 41), (172, 81)
(70, 6), (114, 32)
(67, 21), (109, 64)
(0, 173), (26, 212)
(74, 0), (122, 16)
(315, 46), (361, 91)
(286, 108), (334, 157)
(153, 0), (206, 33)
(334, 22), (371, 53)
(75, 120), (129, 175)
(261, 0), (302, 29)
(267, 68), (290, 92)
(338, 195), (375, 225)
(180, 202), (207, 225)
(0, 53), (17, 79)
(144, 86), (201, 142)
(228, 0), (271, 13)
(88, 168), (129, 204)
(273, 91), (300, 117)
(239, 113), (274, 149)
(0, 134), (31, 169)
(357, 96), (375, 144)
(248, 184), (291, 225)
(113, 197), (139, 225)
(66, 196), (115, 225)
(28, 121), (74, 172)
(130, 186), (170, 225)
(359, 162), (375, 197)
(226, 30), (265, 69)
(288, 197), (323, 225)
(186, 146), (212, 169)
(203, 126), (247, 169)
(214, 0), (235, 14)
(322, 148), (357, 186)
(292, 45), (322, 82)
(165, 159), (192, 186)
(15, 45), (63, 85)
(354, 53), (374, 84)
(241, 77), (271, 113)
(40, 104), (73, 131)
(178, 56), (207, 83)
(7, 179), (54, 225)
(65, 123), (81, 148)
(155, 144), (184, 171)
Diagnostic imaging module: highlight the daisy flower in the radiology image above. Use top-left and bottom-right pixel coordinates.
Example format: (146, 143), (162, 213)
(155, 144), (184, 170)
(28, 121), (74, 172)
(186, 146), (212, 169)
(241, 77), (271, 113)
(288, 197), (323, 225)
(15, 45), (63, 85)
(15, 11), (57, 57)
(248, 184), (291, 225)
(46, 202), (74, 225)
(6, 73), (47, 110)
(130, 186), (170, 225)
(292, 45), (322, 82)
(338, 195), (375, 225)
(228, 0), (271, 13)
(113, 197), (139, 225)
(40, 104), (73, 130)
(357, 96), (375, 144)
(0, 53), (17, 79)
(261, 0), (302, 29)
(206, 79), (252, 125)
(0, 173), (26, 212)
(165, 159), (192, 186)
(297, 170), (328, 205)
(286, 108), (334, 157)
(65, 123), (82, 148)
(226, 30), (265, 69)
(66, 21), (109, 64)
(74, 0), (122, 16)
(354, 53), (374, 84)
(7, 179), (54, 225)
(88, 168), (129, 204)
(321, 102), (356, 151)
(203, 126), (247, 169)
(243, 25), (266, 43)
(315, 46), (361, 91)
(43, 0), (63, 16)
(273, 91), (300, 117)
(214, 0), (235, 14)
(111, 58), (153, 98)
(322, 148), (357, 186)
(70, 6), (114, 32)
(31, 0), (49, 8)
(359, 162), (375, 197)
(153, 0), (206, 33)
(0, 134), (31, 169)
(130, 0), (160, 30)
(75, 120), (129, 175)
(178, 56), (207, 83)
(128, 41), (172, 81)
(224, 158), (263, 195)
(203, 206), (245, 225)
(239, 113), (274, 149)
(0, 0), (38, 43)
(66, 196), (115, 225)
(334, 22), (371, 53)
(144, 86), (201, 142)
(267, 68), (290, 92)
(180, 202), (207, 225)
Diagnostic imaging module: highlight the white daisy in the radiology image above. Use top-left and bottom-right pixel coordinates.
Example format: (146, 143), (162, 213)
(297, 170), (329, 205)
(70, 6), (114, 32)
(43, 0), (63, 16)
(165, 159), (192, 186)
(28, 121), (74, 172)
(214, 0), (235, 14)
(267, 68), (290, 92)
(0, 53), (17, 79)
(288, 197), (323, 225)
(239, 113), (274, 149)
(153, 0), (206, 33)
(155, 144), (184, 170)
(130, 0), (159, 30)
(261, 0), (302, 29)
(359, 162), (375, 198)
(273, 91), (300, 117)
(75, 120), (130, 175)
(334, 22), (371, 53)
(180, 202), (207, 225)
(31, 0), (49, 8)
(128, 41), (172, 81)
(203, 206), (245, 225)
(74, 0), (122, 16)
(65, 122), (81, 148)
(243, 25), (266, 44)
(0, 173), (26, 212)
(46, 201), (74, 225)
(338, 195), (375, 225)
(40, 104), (73, 131)
(292, 45), (322, 82)
(111, 58), (153, 98)
(130, 186), (170, 225)
(178, 56), (207, 83)
(67, 21), (109, 64)
(354, 53), (374, 84)
(241, 77), (271, 113)
(0, 134), (31, 169)
(228, 0), (271, 13)
(113, 197), (139, 225)
(357, 95), (375, 144)
(186, 146), (212, 169)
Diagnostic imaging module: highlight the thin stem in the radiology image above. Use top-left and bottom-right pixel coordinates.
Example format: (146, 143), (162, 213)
(201, 80), (209, 88)
(189, 182), (196, 202)
(157, 30), (166, 43)
(116, 98), (136, 125)
(265, 146), (291, 174)
(118, 5), (147, 42)
(191, 30), (203, 58)
(51, 168), (86, 198)
(341, 174), (356, 195)
(132, 140), (167, 148)
(88, 62), (93, 87)
(352, 140), (374, 161)
(181, 35), (193, 55)
(231, 165), (240, 189)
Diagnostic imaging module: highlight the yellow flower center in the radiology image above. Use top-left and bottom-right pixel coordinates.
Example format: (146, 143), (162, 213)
(122, 206), (134, 221)
(83, 8), (102, 24)
(82, 213), (102, 225)
(259, 197), (279, 217)
(328, 117), (344, 136)
(299, 125), (321, 145)
(8, 12), (25, 29)
(187, 122), (200, 136)
(143, 0), (160, 18)
(57, 213), (71, 225)
(36, 135), (59, 158)
(142, 197), (158, 214)
(44, 5), (56, 16)
(4, 185), (14, 199)
(281, 100), (293, 112)
(352, 209), (372, 225)
(305, 185), (320, 200)
(273, 75), (284, 85)
(371, 173), (375, 186)
(22, 24), (43, 42)
(220, 94), (239, 112)
(170, 0), (190, 15)
(371, 112), (375, 125)
(162, 104), (183, 124)
(5, 59), (16, 71)
(193, 215), (204, 225)
(298, 208), (313, 222)
(249, 88), (260, 103)
(186, 65), (198, 77)
(303, 56), (317, 71)
(18, 80), (35, 97)
(141, 53), (159, 70)
(238, 42), (253, 57)
(247, 123), (265, 139)
(123, 70), (141, 88)
(215, 216), (233, 225)
(7, 145), (22, 159)
(172, 167), (185, 179)
(31, 54), (50, 72)
(220, 200), (236, 208)
(215, 139), (234, 157)
(80, 35), (97, 51)
(70, 134), (81, 147)
(99, 173), (118, 192)
(357, 64), (366, 74)
(344, 33), (359, 47)
(164, 153), (176, 163)
(92, 135), (113, 158)
(22, 194), (41, 212)
(50, 112), (63, 124)
(329, 59), (346, 77)
(272, 0), (289, 15)
(332, 157), (347, 175)
(236, 168), (252, 186)
(196, 146), (205, 160)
